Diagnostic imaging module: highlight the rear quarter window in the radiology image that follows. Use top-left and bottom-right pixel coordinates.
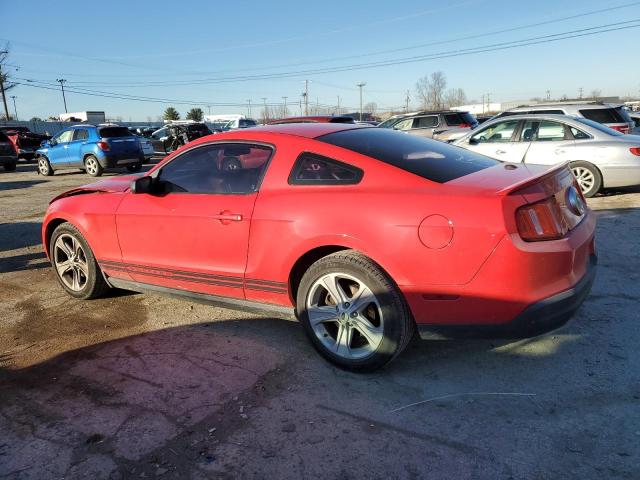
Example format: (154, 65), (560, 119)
(318, 127), (498, 183)
(579, 108), (624, 123)
(98, 127), (133, 138)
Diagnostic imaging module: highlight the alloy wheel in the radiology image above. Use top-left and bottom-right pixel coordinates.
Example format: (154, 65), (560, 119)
(572, 166), (595, 194)
(306, 272), (384, 360)
(85, 157), (98, 176)
(53, 234), (89, 291)
(38, 158), (50, 175)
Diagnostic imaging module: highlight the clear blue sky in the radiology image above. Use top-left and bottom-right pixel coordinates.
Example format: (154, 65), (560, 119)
(2, 0), (639, 120)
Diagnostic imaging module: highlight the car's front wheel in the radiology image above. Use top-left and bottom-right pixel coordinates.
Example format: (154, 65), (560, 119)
(50, 223), (110, 300)
(296, 250), (414, 372)
(37, 157), (54, 176)
(571, 161), (602, 198)
(84, 155), (104, 177)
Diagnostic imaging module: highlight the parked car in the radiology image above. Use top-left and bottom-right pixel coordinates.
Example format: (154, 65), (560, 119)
(128, 126), (157, 138)
(495, 102), (634, 134)
(150, 122), (212, 155)
(0, 130), (18, 171)
(629, 112), (640, 134)
(0, 125), (50, 160)
(36, 124), (144, 177)
(269, 115), (355, 125)
(378, 110), (478, 142)
(453, 114), (640, 197)
(42, 123), (596, 371)
(127, 127), (154, 160)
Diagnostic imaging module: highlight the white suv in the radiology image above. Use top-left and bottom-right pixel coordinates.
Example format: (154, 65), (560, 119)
(495, 102), (634, 134)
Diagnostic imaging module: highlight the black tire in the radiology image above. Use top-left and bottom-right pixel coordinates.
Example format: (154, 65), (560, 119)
(126, 162), (142, 173)
(49, 223), (110, 300)
(84, 155), (104, 177)
(3, 162), (16, 172)
(296, 250), (414, 372)
(570, 161), (602, 198)
(37, 156), (54, 176)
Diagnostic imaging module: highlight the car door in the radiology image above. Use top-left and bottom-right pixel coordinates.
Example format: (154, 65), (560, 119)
(150, 127), (169, 154)
(115, 142), (273, 299)
(47, 129), (74, 167)
(408, 115), (439, 138)
(521, 120), (576, 166)
(66, 128), (89, 167)
(462, 119), (530, 163)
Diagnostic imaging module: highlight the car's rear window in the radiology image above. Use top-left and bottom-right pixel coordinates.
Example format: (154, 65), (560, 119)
(239, 119), (257, 127)
(574, 118), (624, 136)
(579, 108), (625, 124)
(98, 127), (133, 138)
(318, 127), (498, 183)
(444, 112), (477, 126)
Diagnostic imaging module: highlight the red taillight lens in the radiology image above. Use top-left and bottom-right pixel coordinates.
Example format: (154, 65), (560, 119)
(516, 197), (569, 242)
(610, 125), (630, 134)
(458, 122), (471, 128)
(97, 141), (110, 151)
(630, 147), (640, 156)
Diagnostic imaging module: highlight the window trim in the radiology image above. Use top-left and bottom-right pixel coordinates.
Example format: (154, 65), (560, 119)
(153, 140), (276, 196)
(72, 128), (89, 141)
(288, 151), (364, 186)
(411, 115), (440, 130)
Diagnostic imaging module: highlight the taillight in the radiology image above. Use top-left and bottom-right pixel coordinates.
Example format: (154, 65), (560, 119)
(458, 122), (471, 128)
(630, 147), (640, 156)
(610, 125), (630, 134)
(96, 141), (110, 151)
(516, 197), (569, 242)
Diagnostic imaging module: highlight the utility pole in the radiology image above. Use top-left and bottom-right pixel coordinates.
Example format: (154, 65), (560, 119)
(56, 78), (68, 113)
(261, 97), (267, 124)
(486, 93), (491, 112)
(206, 105), (211, 115)
(246, 99), (252, 117)
(10, 95), (17, 120)
(404, 90), (410, 113)
(546, 89), (551, 101)
(356, 82), (366, 121)
(481, 94), (485, 114)
(336, 95), (340, 115)
(0, 50), (9, 120)
(304, 80), (309, 116)
(578, 87), (583, 99)
(282, 96), (288, 117)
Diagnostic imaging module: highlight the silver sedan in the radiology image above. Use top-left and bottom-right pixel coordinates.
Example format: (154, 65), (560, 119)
(453, 114), (640, 197)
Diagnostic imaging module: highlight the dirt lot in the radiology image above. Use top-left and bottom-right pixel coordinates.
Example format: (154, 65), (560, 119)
(1, 163), (639, 479)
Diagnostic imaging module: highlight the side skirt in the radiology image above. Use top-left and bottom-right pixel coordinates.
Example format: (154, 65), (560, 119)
(106, 276), (297, 320)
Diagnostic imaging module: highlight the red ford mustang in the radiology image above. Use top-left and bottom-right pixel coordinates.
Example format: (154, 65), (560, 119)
(42, 123), (597, 371)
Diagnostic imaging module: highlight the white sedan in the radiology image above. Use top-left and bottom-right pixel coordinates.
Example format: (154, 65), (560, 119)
(454, 114), (640, 197)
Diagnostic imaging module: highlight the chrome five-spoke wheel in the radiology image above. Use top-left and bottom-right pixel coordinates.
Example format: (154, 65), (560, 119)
(53, 233), (89, 291)
(306, 273), (384, 360)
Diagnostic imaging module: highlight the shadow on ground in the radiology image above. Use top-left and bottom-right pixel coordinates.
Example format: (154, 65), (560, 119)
(0, 221), (42, 252)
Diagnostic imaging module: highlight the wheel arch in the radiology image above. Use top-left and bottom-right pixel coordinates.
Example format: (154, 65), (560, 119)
(569, 160), (603, 181)
(43, 217), (70, 258)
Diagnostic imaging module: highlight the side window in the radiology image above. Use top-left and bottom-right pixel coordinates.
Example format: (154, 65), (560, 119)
(569, 126), (590, 140)
(413, 116), (438, 129)
(151, 128), (166, 140)
(289, 152), (363, 185)
(392, 118), (413, 131)
(520, 120), (539, 141)
(55, 130), (74, 143)
(158, 143), (273, 194)
(471, 120), (519, 143)
(535, 121), (566, 141)
(72, 129), (88, 141)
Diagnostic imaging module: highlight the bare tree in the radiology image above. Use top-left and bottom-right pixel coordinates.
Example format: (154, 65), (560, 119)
(0, 44), (18, 120)
(590, 89), (602, 100)
(364, 102), (377, 115)
(415, 71), (448, 110)
(444, 88), (467, 108)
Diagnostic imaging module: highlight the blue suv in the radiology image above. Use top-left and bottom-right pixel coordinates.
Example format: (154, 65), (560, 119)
(36, 124), (144, 177)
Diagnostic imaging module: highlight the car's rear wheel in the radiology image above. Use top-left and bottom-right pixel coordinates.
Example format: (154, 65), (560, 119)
(3, 162), (16, 172)
(571, 161), (602, 198)
(126, 162), (142, 173)
(84, 155), (103, 177)
(296, 250), (414, 372)
(50, 223), (110, 300)
(37, 157), (54, 176)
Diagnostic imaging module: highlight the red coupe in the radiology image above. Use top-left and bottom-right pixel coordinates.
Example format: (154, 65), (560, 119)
(42, 124), (597, 371)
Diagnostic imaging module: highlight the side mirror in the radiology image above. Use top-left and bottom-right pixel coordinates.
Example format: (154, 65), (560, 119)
(468, 137), (479, 145)
(131, 176), (153, 194)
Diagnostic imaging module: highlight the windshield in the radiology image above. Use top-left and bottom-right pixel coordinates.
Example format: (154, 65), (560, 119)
(377, 117), (403, 129)
(239, 119), (257, 128)
(318, 127), (498, 183)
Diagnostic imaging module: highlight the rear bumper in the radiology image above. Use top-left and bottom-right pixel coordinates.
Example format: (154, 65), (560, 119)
(101, 155), (144, 168)
(417, 254), (597, 339)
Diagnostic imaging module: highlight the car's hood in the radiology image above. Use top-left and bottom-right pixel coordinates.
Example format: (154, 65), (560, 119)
(50, 175), (141, 204)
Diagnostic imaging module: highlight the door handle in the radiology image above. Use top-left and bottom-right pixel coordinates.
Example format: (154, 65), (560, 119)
(495, 149), (507, 155)
(212, 210), (243, 224)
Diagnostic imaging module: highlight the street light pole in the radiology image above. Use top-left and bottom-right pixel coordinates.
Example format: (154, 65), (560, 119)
(246, 99), (252, 118)
(0, 50), (10, 120)
(10, 95), (17, 120)
(356, 82), (366, 121)
(56, 78), (68, 113)
(282, 96), (288, 117)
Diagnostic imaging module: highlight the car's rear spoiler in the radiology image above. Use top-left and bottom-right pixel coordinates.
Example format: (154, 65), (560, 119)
(497, 162), (571, 196)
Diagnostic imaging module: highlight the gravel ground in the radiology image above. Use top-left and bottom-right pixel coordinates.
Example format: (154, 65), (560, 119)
(0, 162), (639, 479)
